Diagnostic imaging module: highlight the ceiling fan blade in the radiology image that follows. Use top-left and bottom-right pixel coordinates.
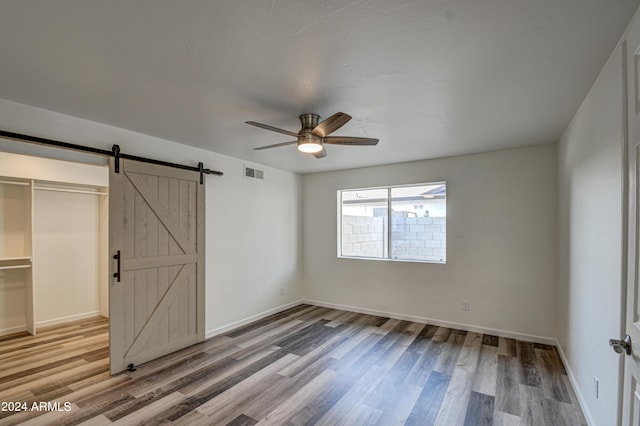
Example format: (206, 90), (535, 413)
(245, 121), (299, 138)
(311, 112), (352, 138)
(313, 147), (327, 159)
(253, 141), (297, 150)
(323, 136), (379, 145)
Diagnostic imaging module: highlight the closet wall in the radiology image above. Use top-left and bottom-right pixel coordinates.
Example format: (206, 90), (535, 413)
(0, 179), (33, 334)
(33, 186), (108, 325)
(0, 151), (109, 335)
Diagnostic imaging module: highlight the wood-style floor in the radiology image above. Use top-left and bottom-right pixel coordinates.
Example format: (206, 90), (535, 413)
(0, 304), (587, 426)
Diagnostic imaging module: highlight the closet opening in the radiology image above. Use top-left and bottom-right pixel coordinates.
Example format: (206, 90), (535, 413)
(0, 151), (110, 373)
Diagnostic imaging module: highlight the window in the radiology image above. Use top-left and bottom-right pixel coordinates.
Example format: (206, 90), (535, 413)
(338, 182), (446, 263)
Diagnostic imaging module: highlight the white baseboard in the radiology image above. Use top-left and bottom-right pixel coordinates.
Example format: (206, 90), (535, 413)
(0, 325), (27, 337)
(205, 300), (303, 340)
(36, 311), (102, 328)
(0, 311), (103, 336)
(303, 299), (557, 345)
(554, 341), (595, 426)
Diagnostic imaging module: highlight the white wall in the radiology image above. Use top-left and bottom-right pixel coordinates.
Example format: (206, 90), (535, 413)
(0, 183), (28, 257)
(557, 40), (624, 426)
(206, 161), (302, 333)
(303, 144), (558, 339)
(0, 98), (303, 335)
(0, 270), (26, 332)
(33, 190), (102, 325)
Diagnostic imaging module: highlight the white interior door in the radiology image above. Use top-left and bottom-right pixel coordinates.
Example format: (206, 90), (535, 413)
(109, 158), (205, 375)
(622, 11), (640, 425)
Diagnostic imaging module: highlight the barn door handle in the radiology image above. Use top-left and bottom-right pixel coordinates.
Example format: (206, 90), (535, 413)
(113, 250), (121, 282)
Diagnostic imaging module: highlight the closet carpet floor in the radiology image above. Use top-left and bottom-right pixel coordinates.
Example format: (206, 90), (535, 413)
(0, 304), (587, 426)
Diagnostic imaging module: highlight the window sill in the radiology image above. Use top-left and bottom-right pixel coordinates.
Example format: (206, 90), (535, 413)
(337, 255), (446, 265)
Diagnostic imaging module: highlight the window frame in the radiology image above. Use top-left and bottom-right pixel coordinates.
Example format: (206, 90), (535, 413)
(337, 181), (447, 264)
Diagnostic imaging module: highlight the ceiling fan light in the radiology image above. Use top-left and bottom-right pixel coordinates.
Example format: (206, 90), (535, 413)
(298, 140), (323, 153)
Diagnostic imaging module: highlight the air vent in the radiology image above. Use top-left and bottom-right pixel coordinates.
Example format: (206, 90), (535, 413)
(244, 166), (264, 180)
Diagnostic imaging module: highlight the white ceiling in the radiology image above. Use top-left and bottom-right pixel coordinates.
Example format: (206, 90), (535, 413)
(0, 1), (638, 174)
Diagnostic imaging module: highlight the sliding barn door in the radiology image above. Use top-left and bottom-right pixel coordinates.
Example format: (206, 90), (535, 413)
(109, 158), (205, 375)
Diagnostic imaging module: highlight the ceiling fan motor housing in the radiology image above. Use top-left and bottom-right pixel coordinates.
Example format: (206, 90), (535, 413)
(299, 113), (320, 133)
(297, 113), (323, 153)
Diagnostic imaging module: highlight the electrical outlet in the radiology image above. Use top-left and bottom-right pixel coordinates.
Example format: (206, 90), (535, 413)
(462, 300), (470, 311)
(280, 287), (286, 296)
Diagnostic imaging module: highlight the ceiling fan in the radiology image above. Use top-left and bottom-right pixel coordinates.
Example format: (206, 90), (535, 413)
(245, 112), (379, 159)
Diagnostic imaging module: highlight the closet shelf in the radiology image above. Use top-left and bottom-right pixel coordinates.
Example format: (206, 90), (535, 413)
(0, 180), (30, 186)
(0, 257), (32, 270)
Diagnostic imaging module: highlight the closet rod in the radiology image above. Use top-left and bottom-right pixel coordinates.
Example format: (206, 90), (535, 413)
(0, 129), (224, 179)
(34, 186), (108, 196)
(0, 180), (30, 186)
(0, 265), (31, 270)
